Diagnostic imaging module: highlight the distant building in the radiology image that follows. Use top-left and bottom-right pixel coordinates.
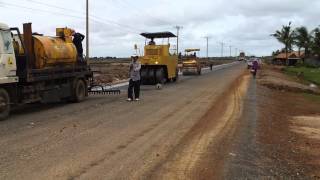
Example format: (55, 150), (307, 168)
(273, 51), (305, 66)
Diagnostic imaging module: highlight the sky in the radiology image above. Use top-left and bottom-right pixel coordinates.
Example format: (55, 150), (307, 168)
(0, 0), (320, 57)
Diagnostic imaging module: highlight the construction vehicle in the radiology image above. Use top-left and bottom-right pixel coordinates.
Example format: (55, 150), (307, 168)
(181, 48), (201, 75)
(139, 32), (178, 85)
(0, 22), (119, 120)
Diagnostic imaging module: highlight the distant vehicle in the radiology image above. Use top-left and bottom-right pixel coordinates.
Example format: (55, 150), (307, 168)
(247, 58), (261, 69)
(239, 52), (246, 61)
(247, 58), (254, 69)
(181, 48), (202, 75)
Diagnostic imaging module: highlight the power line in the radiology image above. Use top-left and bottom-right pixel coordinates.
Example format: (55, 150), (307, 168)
(117, 0), (169, 26)
(6, 0), (143, 33)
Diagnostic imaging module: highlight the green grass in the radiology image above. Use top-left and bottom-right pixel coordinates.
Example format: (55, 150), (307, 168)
(284, 66), (320, 85)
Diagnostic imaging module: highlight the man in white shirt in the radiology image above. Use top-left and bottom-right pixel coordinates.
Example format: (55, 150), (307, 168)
(127, 54), (141, 101)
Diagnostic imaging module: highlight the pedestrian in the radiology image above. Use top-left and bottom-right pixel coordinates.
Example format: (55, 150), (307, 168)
(210, 63), (213, 71)
(72, 31), (85, 60)
(251, 59), (259, 78)
(127, 54), (141, 102)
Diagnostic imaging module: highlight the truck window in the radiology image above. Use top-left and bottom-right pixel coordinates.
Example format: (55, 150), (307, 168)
(0, 30), (14, 54)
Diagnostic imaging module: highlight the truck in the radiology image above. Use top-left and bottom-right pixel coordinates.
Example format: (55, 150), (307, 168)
(139, 32), (179, 85)
(0, 22), (117, 120)
(239, 52), (246, 61)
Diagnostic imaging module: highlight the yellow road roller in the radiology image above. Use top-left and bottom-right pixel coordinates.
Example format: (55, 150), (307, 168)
(182, 48), (202, 75)
(139, 32), (178, 85)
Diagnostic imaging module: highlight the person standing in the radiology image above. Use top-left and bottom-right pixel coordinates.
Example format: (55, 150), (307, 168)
(72, 31), (85, 60)
(127, 55), (141, 101)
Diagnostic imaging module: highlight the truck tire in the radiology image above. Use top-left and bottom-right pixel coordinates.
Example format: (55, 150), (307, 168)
(173, 68), (179, 82)
(0, 88), (10, 120)
(72, 79), (86, 102)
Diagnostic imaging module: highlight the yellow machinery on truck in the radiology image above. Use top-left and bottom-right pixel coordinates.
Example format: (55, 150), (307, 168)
(182, 48), (201, 75)
(139, 32), (178, 85)
(0, 23), (119, 120)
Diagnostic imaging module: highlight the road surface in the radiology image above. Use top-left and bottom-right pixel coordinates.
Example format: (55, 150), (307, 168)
(0, 62), (248, 180)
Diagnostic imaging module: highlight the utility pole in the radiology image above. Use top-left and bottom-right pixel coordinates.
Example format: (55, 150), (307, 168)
(229, 45), (232, 57)
(220, 42), (224, 57)
(174, 26), (183, 55)
(86, 0), (89, 63)
(204, 36), (210, 59)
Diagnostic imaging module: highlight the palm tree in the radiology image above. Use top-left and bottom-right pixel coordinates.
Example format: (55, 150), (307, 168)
(271, 22), (295, 62)
(294, 26), (311, 57)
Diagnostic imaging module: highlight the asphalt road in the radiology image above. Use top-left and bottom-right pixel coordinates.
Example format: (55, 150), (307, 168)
(0, 62), (246, 180)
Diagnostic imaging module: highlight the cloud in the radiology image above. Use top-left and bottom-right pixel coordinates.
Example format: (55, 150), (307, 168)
(1, 0), (320, 57)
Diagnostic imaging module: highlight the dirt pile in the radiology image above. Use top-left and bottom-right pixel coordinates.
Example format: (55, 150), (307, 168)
(90, 62), (129, 84)
(257, 65), (320, 95)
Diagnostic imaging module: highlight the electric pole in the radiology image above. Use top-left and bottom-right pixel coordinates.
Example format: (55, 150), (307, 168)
(174, 26), (183, 55)
(220, 42), (224, 57)
(229, 45), (232, 57)
(204, 36), (210, 59)
(86, 0), (89, 63)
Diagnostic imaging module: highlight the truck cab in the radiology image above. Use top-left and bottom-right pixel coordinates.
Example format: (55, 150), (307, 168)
(0, 23), (18, 85)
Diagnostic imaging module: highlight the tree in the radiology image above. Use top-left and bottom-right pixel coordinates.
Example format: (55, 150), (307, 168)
(311, 27), (320, 56)
(271, 22), (295, 61)
(294, 26), (311, 57)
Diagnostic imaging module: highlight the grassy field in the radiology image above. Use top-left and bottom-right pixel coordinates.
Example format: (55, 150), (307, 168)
(285, 66), (320, 85)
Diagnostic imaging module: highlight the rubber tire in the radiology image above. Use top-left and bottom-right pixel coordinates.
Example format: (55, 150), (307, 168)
(0, 88), (10, 121)
(72, 79), (86, 103)
(173, 69), (179, 82)
(155, 68), (166, 84)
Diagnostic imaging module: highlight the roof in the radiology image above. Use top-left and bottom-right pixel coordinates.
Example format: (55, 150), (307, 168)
(185, 48), (200, 52)
(0, 23), (9, 30)
(140, 32), (176, 39)
(275, 51), (305, 59)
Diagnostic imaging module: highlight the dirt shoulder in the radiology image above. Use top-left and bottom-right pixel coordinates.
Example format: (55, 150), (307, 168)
(258, 64), (320, 95)
(222, 65), (320, 179)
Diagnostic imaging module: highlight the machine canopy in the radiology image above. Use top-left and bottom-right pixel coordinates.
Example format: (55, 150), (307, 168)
(140, 32), (176, 39)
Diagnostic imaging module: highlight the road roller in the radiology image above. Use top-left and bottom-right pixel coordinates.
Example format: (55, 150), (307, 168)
(0, 22), (118, 120)
(181, 48), (202, 75)
(139, 32), (179, 85)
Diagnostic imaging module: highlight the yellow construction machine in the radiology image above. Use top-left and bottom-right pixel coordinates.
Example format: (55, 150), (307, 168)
(181, 48), (202, 75)
(139, 32), (178, 85)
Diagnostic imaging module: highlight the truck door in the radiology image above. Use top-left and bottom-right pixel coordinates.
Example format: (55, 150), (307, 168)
(0, 30), (18, 84)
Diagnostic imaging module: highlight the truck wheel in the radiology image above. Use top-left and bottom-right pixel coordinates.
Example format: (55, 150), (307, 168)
(173, 68), (179, 82)
(0, 88), (10, 120)
(155, 68), (166, 84)
(73, 79), (86, 102)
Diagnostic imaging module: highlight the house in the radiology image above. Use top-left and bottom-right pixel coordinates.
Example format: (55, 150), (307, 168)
(273, 51), (305, 66)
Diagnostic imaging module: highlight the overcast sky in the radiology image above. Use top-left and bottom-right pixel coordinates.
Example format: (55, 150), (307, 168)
(1, 0), (320, 57)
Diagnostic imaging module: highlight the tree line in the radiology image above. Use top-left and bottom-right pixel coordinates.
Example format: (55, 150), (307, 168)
(271, 22), (320, 58)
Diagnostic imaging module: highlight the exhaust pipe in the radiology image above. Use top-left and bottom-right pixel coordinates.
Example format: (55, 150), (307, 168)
(23, 23), (35, 69)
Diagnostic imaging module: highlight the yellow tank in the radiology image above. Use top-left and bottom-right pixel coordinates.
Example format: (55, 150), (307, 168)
(33, 35), (77, 69)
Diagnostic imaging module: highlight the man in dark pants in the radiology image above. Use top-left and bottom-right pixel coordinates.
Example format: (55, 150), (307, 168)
(127, 55), (141, 101)
(72, 32), (85, 60)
